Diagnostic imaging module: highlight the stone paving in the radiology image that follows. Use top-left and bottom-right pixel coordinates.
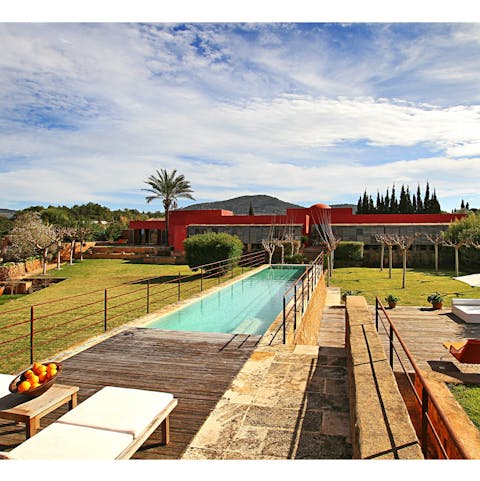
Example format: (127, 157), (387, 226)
(182, 287), (353, 459)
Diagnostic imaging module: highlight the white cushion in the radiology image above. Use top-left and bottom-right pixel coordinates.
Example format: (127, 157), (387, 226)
(8, 423), (133, 460)
(452, 298), (480, 306)
(0, 373), (14, 399)
(57, 386), (174, 438)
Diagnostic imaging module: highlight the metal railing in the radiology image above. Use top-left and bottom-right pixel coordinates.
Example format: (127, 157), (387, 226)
(0, 250), (266, 373)
(277, 253), (324, 344)
(375, 298), (468, 459)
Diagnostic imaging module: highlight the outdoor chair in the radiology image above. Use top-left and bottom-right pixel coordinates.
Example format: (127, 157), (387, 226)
(442, 339), (480, 364)
(1, 386), (178, 459)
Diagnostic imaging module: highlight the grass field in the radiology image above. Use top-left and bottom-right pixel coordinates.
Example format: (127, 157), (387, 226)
(329, 267), (480, 307)
(450, 384), (480, 430)
(0, 259), (253, 373)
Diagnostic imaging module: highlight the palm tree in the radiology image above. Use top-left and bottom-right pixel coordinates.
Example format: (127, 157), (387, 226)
(142, 169), (195, 246)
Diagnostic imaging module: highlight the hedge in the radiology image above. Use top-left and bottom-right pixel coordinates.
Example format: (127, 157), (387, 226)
(184, 232), (244, 270)
(335, 241), (364, 267)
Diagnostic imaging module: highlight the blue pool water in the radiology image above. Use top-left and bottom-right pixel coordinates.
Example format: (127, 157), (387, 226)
(146, 266), (305, 335)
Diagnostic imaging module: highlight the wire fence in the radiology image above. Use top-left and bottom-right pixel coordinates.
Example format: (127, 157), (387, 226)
(0, 250), (266, 373)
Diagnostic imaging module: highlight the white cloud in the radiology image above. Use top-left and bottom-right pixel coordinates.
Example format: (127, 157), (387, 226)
(2, 23), (480, 212)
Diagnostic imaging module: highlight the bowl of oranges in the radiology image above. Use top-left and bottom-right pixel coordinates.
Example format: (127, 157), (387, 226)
(9, 362), (62, 398)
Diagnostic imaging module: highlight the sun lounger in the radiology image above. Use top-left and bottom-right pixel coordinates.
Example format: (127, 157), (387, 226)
(451, 299), (480, 323)
(0, 374), (14, 399)
(443, 339), (480, 364)
(1, 386), (178, 459)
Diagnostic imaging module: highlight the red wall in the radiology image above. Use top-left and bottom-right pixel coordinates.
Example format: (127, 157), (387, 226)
(128, 205), (465, 252)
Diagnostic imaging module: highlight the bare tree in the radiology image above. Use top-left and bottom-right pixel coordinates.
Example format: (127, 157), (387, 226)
(54, 226), (68, 270)
(442, 236), (469, 277)
(390, 233), (419, 288)
(375, 234), (396, 279)
(311, 208), (341, 286)
(424, 232), (445, 272)
(262, 224), (277, 264)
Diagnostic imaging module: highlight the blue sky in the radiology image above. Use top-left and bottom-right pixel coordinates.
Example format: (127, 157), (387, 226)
(2, 13), (480, 212)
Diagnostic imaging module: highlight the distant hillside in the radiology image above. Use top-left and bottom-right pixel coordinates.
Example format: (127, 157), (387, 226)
(182, 195), (303, 215)
(0, 209), (16, 219)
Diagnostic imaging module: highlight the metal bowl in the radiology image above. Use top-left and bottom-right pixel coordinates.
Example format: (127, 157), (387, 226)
(9, 363), (62, 398)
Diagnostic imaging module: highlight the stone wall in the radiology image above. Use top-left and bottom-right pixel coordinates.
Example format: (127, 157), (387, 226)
(345, 296), (423, 459)
(0, 258), (44, 280)
(294, 274), (326, 345)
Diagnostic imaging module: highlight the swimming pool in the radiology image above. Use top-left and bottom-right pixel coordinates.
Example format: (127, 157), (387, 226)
(145, 265), (305, 335)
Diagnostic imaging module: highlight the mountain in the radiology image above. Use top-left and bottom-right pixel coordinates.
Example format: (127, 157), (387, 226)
(181, 195), (304, 215)
(0, 209), (16, 219)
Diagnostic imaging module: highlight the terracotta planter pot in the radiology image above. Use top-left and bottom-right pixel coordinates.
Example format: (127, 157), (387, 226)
(388, 302), (397, 309)
(432, 302), (443, 310)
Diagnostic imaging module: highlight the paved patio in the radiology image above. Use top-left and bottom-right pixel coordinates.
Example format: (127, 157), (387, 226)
(182, 287), (353, 459)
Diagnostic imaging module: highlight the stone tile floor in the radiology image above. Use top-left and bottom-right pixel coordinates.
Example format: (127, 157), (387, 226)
(182, 287), (353, 460)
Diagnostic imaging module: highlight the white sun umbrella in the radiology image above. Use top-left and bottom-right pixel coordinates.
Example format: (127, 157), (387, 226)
(453, 274), (480, 287)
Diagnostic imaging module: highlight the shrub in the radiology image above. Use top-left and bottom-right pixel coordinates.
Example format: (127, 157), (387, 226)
(284, 253), (306, 264)
(184, 232), (244, 270)
(335, 241), (364, 267)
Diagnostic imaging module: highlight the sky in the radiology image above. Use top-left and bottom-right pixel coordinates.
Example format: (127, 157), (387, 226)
(2, 4), (480, 213)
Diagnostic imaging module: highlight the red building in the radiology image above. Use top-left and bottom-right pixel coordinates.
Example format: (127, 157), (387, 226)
(128, 204), (464, 253)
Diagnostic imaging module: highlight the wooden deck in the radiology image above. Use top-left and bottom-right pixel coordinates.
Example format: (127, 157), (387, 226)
(0, 328), (261, 459)
(374, 305), (480, 378)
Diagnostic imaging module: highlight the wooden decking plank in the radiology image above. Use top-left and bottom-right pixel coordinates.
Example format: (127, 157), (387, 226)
(0, 328), (257, 459)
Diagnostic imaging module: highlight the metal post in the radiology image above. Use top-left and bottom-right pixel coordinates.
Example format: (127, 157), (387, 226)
(421, 388), (429, 458)
(178, 272), (181, 301)
(302, 277), (305, 314)
(389, 324), (394, 368)
(146, 279), (150, 313)
(30, 306), (34, 364)
(282, 296), (286, 344)
(375, 298), (379, 331)
(104, 289), (108, 331)
(307, 269), (310, 301)
(294, 285), (297, 331)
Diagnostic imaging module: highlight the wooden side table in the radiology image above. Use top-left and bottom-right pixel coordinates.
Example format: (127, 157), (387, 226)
(0, 384), (78, 438)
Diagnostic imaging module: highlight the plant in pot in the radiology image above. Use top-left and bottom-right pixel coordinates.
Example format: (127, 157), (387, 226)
(427, 292), (444, 310)
(385, 294), (399, 309)
(341, 289), (357, 302)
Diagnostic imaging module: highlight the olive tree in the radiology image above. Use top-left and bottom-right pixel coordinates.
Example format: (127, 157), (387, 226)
(8, 212), (59, 275)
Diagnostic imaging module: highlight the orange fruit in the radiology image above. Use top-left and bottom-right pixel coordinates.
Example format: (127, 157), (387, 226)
(17, 381), (31, 393)
(46, 366), (57, 377)
(28, 374), (39, 385)
(47, 363), (57, 370)
(33, 363), (47, 375)
(30, 382), (41, 389)
(38, 371), (48, 383)
(23, 369), (34, 379)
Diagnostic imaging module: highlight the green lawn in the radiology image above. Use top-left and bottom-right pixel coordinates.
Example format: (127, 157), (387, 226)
(329, 267), (480, 307)
(449, 384), (480, 430)
(0, 259), (251, 373)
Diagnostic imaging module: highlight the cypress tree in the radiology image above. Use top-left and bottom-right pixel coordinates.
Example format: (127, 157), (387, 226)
(431, 189), (441, 213)
(376, 191), (381, 213)
(384, 188), (390, 214)
(390, 185), (397, 213)
(362, 190), (369, 213)
(424, 182), (431, 212)
(461, 199), (465, 209)
(416, 185), (423, 213)
(399, 185), (408, 213)
(412, 194), (417, 212)
(248, 201), (255, 216)
(368, 195), (375, 213)
(356, 196), (362, 214)
(406, 186), (413, 213)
